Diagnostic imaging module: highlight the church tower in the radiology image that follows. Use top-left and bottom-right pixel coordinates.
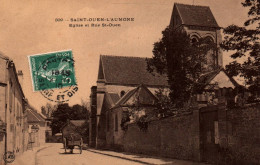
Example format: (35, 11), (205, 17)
(169, 3), (223, 72)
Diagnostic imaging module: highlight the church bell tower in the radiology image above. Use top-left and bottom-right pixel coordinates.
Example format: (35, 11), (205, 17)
(169, 3), (223, 72)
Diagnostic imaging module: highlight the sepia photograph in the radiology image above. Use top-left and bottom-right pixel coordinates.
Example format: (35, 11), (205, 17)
(0, 0), (259, 164)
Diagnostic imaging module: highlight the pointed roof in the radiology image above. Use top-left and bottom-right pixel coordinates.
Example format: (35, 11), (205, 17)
(60, 120), (87, 131)
(198, 68), (240, 90)
(172, 3), (219, 28)
(111, 84), (158, 109)
(98, 55), (168, 87)
(27, 108), (45, 123)
(70, 120), (86, 127)
(105, 93), (120, 109)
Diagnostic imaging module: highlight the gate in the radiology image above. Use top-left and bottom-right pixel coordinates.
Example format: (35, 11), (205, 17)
(200, 107), (219, 163)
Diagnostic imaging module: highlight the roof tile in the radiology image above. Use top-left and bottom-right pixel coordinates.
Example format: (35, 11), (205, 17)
(100, 55), (168, 86)
(175, 3), (219, 27)
(27, 108), (45, 122)
(70, 120), (86, 127)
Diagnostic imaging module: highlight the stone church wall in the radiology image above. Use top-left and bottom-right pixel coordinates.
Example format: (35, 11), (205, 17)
(218, 103), (260, 164)
(122, 109), (201, 161)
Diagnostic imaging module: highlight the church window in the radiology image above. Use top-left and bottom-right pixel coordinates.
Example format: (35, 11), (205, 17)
(191, 36), (199, 47)
(204, 36), (216, 70)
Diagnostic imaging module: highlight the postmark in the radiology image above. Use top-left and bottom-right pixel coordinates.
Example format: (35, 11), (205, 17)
(40, 85), (78, 103)
(28, 50), (77, 91)
(28, 50), (78, 102)
(3, 151), (15, 163)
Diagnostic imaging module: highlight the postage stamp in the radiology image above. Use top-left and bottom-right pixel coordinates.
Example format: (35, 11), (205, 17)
(28, 50), (78, 102)
(28, 50), (77, 92)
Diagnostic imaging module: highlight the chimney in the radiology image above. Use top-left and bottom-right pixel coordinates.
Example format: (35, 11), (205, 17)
(17, 70), (23, 88)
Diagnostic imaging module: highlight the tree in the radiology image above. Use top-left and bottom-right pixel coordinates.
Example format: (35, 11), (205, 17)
(50, 103), (89, 135)
(147, 27), (217, 108)
(221, 0), (260, 95)
(71, 104), (89, 120)
(41, 103), (56, 118)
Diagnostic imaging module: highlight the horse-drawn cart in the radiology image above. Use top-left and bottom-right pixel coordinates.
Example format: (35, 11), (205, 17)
(63, 133), (83, 154)
(61, 120), (86, 154)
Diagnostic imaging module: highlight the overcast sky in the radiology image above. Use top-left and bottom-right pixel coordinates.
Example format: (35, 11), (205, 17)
(0, 0), (248, 111)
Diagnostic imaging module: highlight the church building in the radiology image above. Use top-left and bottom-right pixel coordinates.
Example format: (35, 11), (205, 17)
(89, 3), (240, 149)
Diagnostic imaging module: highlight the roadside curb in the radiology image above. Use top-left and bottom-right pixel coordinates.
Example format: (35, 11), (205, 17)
(87, 149), (155, 165)
(9, 144), (51, 165)
(35, 146), (50, 165)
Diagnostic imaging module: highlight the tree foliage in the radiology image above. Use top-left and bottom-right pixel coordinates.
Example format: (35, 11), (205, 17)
(50, 103), (89, 135)
(221, 0), (260, 94)
(41, 103), (57, 118)
(147, 27), (217, 107)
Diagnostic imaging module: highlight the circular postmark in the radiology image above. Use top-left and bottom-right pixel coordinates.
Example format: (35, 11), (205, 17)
(40, 85), (78, 103)
(36, 53), (78, 102)
(3, 151), (15, 163)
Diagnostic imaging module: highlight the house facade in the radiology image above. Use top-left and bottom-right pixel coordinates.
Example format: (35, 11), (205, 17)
(26, 105), (47, 147)
(0, 53), (27, 165)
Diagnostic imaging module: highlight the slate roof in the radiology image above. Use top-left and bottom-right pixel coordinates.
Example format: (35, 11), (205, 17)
(70, 120), (86, 127)
(174, 3), (219, 28)
(109, 93), (120, 104)
(105, 93), (120, 108)
(198, 69), (240, 89)
(111, 84), (158, 109)
(60, 120), (87, 131)
(112, 88), (137, 108)
(98, 55), (168, 87)
(27, 108), (45, 123)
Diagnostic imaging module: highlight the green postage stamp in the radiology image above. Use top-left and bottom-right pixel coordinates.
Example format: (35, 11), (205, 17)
(28, 50), (77, 92)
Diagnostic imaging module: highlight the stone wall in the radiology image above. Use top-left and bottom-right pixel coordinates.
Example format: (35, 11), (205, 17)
(121, 104), (260, 164)
(123, 109), (200, 161)
(218, 103), (260, 164)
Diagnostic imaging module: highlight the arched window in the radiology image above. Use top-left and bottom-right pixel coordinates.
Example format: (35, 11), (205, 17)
(191, 36), (199, 46)
(204, 36), (216, 71)
(204, 36), (214, 44)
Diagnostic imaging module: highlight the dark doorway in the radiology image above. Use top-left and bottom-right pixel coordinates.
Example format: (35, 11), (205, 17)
(200, 108), (219, 163)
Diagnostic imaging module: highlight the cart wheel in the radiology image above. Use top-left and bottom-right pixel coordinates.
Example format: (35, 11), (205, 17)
(80, 138), (83, 154)
(64, 138), (67, 153)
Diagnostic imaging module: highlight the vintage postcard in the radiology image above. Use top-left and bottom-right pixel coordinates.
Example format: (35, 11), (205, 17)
(0, 0), (259, 165)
